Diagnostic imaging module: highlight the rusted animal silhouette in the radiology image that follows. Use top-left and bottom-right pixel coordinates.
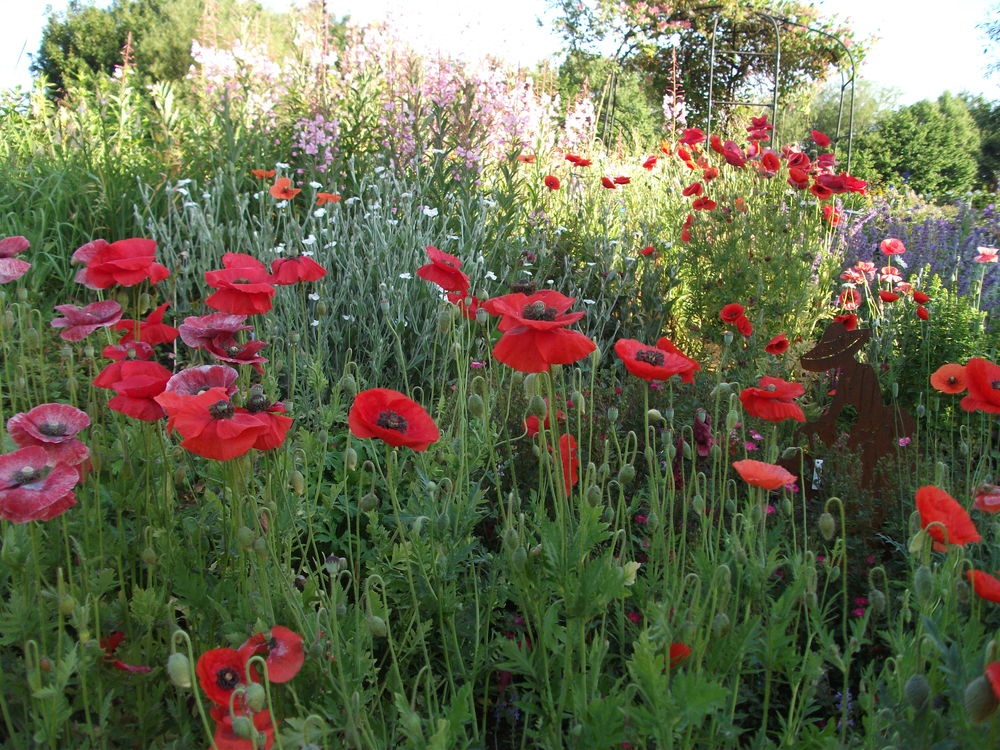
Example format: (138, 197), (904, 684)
(799, 322), (915, 490)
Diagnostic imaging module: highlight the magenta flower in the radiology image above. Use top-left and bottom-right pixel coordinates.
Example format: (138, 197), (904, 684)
(0, 235), (31, 283)
(0, 446), (78, 523)
(7, 403), (91, 467)
(164, 365), (239, 397)
(51, 300), (124, 342)
(178, 313), (253, 349)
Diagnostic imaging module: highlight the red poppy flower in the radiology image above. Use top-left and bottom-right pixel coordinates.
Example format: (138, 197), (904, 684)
(679, 128), (706, 146)
(268, 177), (300, 200)
(740, 376), (806, 423)
(719, 303), (745, 323)
(915, 485), (981, 551)
(822, 205), (841, 226)
(930, 363), (967, 394)
(482, 291), (596, 373)
(244, 393), (293, 451)
(565, 153), (591, 167)
(7, 403), (91, 466)
(196, 647), (256, 707)
(614, 337), (700, 384)
(348, 388), (440, 451)
(878, 291), (900, 303)
(211, 705), (275, 750)
(833, 313), (858, 330)
(682, 182), (703, 197)
(71, 238), (170, 289)
(517, 154), (536, 164)
(974, 483), (1000, 513)
(691, 196), (717, 211)
(241, 625), (304, 683)
(668, 642), (691, 668)
(732, 459), (796, 490)
(0, 445), (78, 523)
(968, 570), (1000, 604)
(613, 175), (631, 185)
(93, 360), (172, 421)
(810, 182), (833, 201)
(416, 246), (469, 294)
(204, 254), (276, 315)
(102, 340), (155, 362)
(913, 290), (930, 304)
(251, 169), (276, 179)
(114, 302), (179, 346)
(880, 238), (906, 255)
(702, 166), (720, 181)
(764, 334), (789, 355)
(837, 289), (861, 311)
(642, 155), (657, 170)
(543, 175), (560, 190)
(445, 291), (482, 320)
(811, 130), (831, 148)
(601, 176), (617, 189)
(987, 662), (1000, 701)
(270, 256), (327, 285)
(735, 315), (753, 337)
(315, 192), (340, 205)
(638, 245), (656, 257)
(558, 433), (579, 495)
(916, 305), (929, 320)
(960, 358), (1000, 414)
(0, 235), (31, 283)
(155, 388), (271, 461)
(51, 300), (124, 342)
(787, 167), (810, 190)
(100, 630), (152, 673)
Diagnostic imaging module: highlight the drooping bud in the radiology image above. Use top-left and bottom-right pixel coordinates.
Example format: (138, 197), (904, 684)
(467, 393), (485, 419)
(344, 447), (358, 472)
(290, 470), (306, 495)
(366, 615), (388, 638)
(965, 675), (999, 723)
(904, 674), (931, 711)
(244, 682), (267, 713)
(818, 512), (837, 541)
(914, 565), (935, 605)
(166, 652), (192, 689)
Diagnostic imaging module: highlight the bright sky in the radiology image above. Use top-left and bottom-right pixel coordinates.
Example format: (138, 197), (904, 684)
(3, 0), (999, 106)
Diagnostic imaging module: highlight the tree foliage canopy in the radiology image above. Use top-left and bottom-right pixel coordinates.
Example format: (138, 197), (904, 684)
(547, 0), (863, 131)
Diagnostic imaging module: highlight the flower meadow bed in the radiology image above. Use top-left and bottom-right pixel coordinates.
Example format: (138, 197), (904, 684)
(0, 14), (999, 750)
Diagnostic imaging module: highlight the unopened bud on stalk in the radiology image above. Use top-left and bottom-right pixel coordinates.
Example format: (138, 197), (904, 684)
(141, 547), (158, 566)
(868, 588), (886, 615)
(467, 393), (485, 419)
(586, 485), (602, 506)
(511, 545), (527, 570)
(965, 675), (1000, 723)
(366, 615), (387, 638)
(436, 311), (453, 335)
(290, 470), (306, 495)
(244, 682), (267, 713)
(904, 674), (930, 711)
(359, 492), (378, 512)
(344, 447), (358, 471)
(236, 526), (255, 550)
(725, 409), (740, 434)
(681, 441), (693, 461)
(618, 464), (636, 484)
(914, 565), (934, 605)
(253, 537), (268, 560)
(818, 512), (837, 540)
(315, 301), (328, 317)
(647, 408), (664, 423)
(691, 494), (705, 515)
(339, 374), (358, 397)
(528, 394), (547, 418)
(712, 612), (731, 638)
(166, 652), (192, 689)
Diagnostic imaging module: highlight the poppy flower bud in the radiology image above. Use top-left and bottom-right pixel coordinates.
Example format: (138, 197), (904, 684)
(166, 652), (192, 689)
(618, 464), (636, 484)
(710, 443), (723, 462)
(647, 408), (664, 423)
(691, 494), (705, 515)
(344, 447), (358, 471)
(236, 526), (255, 550)
(366, 615), (388, 638)
(586, 485), (602, 506)
(645, 511), (659, 529)
(664, 443), (676, 462)
(868, 588), (886, 615)
(83, 345), (95, 358)
(818, 512), (837, 540)
(141, 547), (158, 566)
(244, 682), (267, 713)
(290, 469), (306, 495)
(315, 301), (328, 317)
(904, 674), (930, 711)
(956, 577), (971, 605)
(475, 307), (489, 325)
(253, 537), (268, 560)
(339, 374), (358, 397)
(510, 545), (527, 571)
(712, 612), (731, 638)
(527, 394), (547, 418)
(725, 408), (740, 434)
(607, 407), (619, 423)
(232, 716), (255, 739)
(359, 492), (378, 512)
(965, 675), (999, 723)
(436, 310), (452, 335)
(802, 592), (818, 609)
(2, 309), (13, 328)
(914, 565), (935, 605)
(58, 594), (76, 616)
(467, 393), (485, 419)
(681, 441), (693, 461)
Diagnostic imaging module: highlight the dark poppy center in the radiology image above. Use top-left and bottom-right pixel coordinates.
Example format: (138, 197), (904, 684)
(227, 345), (242, 357)
(992, 380), (1000, 390)
(215, 666), (241, 691)
(522, 301), (558, 321)
(13, 466), (41, 485)
(208, 400), (234, 419)
(38, 420), (67, 437)
(246, 391), (269, 413)
(376, 410), (408, 433)
(635, 349), (665, 366)
(947, 377), (959, 386)
(233, 277), (251, 284)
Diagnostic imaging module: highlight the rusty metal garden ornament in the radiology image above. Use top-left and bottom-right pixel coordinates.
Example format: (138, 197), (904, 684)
(798, 322), (915, 489)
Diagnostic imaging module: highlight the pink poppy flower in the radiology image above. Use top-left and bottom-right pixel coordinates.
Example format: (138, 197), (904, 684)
(163, 365), (239, 397)
(7, 403), (91, 467)
(0, 235), (31, 283)
(51, 300), (124, 342)
(0, 446), (78, 522)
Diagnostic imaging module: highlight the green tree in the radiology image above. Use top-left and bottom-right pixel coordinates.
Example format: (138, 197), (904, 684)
(963, 94), (1000, 191)
(853, 93), (981, 198)
(546, 0), (862, 134)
